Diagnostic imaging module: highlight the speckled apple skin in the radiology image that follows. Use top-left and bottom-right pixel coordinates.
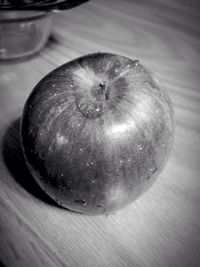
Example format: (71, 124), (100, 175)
(20, 53), (174, 215)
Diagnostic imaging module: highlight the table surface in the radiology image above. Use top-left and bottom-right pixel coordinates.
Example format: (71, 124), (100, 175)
(0, 1), (200, 266)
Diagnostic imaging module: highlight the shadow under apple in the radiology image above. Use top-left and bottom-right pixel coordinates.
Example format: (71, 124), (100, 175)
(2, 117), (60, 208)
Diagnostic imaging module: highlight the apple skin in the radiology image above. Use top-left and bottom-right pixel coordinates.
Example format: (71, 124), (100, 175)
(20, 52), (174, 215)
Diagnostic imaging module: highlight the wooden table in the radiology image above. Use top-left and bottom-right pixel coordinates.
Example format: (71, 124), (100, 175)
(0, 1), (200, 266)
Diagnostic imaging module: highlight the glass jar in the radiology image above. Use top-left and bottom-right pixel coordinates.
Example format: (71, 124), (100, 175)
(0, 11), (53, 60)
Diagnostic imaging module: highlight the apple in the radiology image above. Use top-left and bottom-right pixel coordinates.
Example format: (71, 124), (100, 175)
(20, 52), (174, 215)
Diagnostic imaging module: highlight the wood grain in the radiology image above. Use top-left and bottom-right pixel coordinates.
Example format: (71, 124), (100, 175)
(0, 1), (200, 266)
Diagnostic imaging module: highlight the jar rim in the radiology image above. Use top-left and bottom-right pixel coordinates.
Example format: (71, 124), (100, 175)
(0, 11), (51, 23)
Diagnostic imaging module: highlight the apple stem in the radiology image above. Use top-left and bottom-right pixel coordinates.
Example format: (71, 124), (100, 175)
(98, 81), (106, 93)
(96, 81), (109, 100)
